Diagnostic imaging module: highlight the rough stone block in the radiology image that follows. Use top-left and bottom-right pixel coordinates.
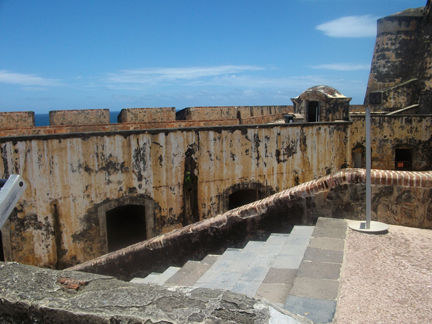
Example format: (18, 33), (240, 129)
(303, 248), (343, 264)
(0, 111), (35, 129)
(49, 109), (110, 126)
(296, 261), (341, 280)
(262, 268), (297, 285)
(290, 277), (339, 300)
(308, 237), (345, 251)
(117, 107), (176, 123)
(284, 295), (337, 324)
(256, 282), (293, 305)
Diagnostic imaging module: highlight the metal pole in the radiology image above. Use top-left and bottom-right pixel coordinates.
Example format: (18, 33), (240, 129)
(348, 107), (388, 233)
(365, 107), (371, 229)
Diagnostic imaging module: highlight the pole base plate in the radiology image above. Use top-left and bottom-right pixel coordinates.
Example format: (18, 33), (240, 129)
(348, 220), (389, 234)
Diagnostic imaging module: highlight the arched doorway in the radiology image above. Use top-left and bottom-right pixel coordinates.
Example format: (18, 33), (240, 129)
(106, 205), (147, 253)
(222, 182), (275, 212)
(308, 101), (320, 122)
(229, 189), (259, 210)
(96, 196), (158, 254)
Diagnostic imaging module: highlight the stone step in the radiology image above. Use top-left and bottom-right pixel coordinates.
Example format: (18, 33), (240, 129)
(283, 217), (348, 324)
(131, 225), (314, 305)
(242, 240), (266, 251)
(130, 273), (159, 284)
(131, 266), (181, 285)
(253, 227), (314, 305)
(164, 254), (220, 286)
(129, 219), (347, 324)
(153, 266), (181, 285)
(193, 229), (315, 300)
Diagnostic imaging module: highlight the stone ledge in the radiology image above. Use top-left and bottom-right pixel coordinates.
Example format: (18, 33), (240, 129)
(0, 262), (311, 324)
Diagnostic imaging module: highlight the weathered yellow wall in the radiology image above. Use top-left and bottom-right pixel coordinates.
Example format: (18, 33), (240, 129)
(196, 124), (350, 218)
(0, 122), (351, 268)
(1, 116), (430, 269)
(350, 115), (432, 170)
(0, 131), (192, 268)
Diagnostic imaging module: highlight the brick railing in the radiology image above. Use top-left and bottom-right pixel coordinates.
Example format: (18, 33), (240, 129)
(68, 169), (432, 279)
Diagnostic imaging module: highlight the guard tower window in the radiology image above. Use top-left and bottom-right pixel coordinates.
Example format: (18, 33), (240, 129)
(106, 205), (147, 253)
(395, 148), (412, 170)
(229, 189), (259, 210)
(308, 101), (320, 122)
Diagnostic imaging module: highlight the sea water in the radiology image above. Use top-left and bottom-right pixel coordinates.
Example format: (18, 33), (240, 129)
(35, 111), (121, 126)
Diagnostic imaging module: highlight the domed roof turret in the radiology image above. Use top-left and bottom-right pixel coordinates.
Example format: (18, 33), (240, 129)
(300, 85), (347, 99)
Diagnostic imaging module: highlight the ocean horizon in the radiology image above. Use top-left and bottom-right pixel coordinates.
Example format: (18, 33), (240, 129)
(35, 111), (121, 127)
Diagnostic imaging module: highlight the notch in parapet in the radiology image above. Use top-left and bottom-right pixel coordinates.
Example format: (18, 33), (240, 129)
(0, 111), (35, 130)
(117, 107), (176, 123)
(49, 109), (110, 126)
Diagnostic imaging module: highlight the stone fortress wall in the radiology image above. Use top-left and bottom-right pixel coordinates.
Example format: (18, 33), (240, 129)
(0, 109), (430, 269)
(1, 1), (432, 270)
(364, 2), (432, 112)
(0, 120), (351, 268)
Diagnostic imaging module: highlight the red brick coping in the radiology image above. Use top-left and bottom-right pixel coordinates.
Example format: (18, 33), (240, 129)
(224, 168), (432, 219)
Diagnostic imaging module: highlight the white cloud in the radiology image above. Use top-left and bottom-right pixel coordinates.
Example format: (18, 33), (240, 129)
(312, 63), (370, 71)
(187, 74), (332, 89)
(105, 65), (265, 85)
(0, 70), (61, 86)
(316, 15), (378, 37)
(102, 65), (335, 91)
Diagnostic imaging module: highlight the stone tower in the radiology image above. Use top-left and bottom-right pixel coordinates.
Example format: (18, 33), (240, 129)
(364, 1), (432, 113)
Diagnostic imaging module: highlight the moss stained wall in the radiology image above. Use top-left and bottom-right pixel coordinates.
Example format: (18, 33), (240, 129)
(196, 123), (350, 219)
(350, 115), (432, 170)
(0, 123), (350, 268)
(1, 116), (430, 269)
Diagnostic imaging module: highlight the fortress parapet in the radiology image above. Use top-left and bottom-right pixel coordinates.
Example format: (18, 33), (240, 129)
(49, 109), (110, 126)
(0, 111), (35, 130)
(176, 105), (292, 121)
(117, 107), (176, 123)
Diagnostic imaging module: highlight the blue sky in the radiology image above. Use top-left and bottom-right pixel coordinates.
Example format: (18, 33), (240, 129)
(0, 0), (427, 113)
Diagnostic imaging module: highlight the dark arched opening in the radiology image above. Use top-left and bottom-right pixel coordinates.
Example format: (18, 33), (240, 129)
(221, 181), (275, 213)
(308, 101), (320, 122)
(106, 205), (147, 253)
(229, 189), (259, 210)
(352, 146), (365, 168)
(0, 230), (4, 261)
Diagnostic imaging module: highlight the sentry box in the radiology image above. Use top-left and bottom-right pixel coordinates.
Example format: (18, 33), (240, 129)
(0, 175), (27, 229)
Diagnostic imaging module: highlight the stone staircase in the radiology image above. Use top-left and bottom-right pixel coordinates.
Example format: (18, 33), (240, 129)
(131, 217), (347, 324)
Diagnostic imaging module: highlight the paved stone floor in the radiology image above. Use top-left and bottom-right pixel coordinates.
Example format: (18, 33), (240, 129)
(335, 223), (432, 324)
